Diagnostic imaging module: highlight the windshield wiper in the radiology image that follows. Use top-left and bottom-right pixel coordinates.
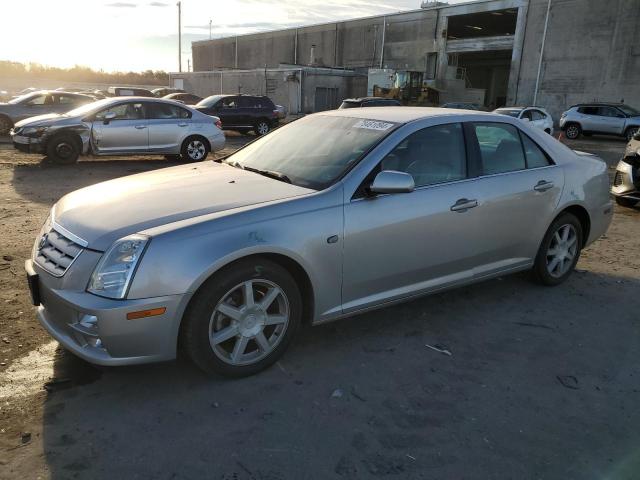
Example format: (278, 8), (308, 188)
(242, 166), (292, 184)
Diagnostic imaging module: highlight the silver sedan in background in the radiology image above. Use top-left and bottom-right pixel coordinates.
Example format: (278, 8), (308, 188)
(10, 97), (225, 164)
(25, 108), (612, 377)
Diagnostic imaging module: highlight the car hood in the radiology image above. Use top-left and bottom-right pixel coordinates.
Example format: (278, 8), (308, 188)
(54, 161), (314, 251)
(14, 113), (63, 128)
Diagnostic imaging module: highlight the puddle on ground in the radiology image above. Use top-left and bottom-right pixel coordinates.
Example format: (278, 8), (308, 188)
(0, 341), (102, 401)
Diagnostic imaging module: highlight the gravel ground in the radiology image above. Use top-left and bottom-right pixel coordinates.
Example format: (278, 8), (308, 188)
(0, 133), (638, 479)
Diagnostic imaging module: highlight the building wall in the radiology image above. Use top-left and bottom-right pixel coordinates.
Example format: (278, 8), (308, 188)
(515, 0), (640, 120)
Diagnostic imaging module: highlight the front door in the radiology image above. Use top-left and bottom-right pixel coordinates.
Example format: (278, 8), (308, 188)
(342, 122), (481, 313)
(597, 106), (626, 134)
(91, 102), (149, 153)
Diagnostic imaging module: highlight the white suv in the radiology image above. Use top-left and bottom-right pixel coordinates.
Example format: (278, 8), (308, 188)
(494, 107), (554, 135)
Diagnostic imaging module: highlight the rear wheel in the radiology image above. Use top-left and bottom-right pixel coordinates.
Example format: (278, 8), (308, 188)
(180, 136), (209, 162)
(254, 120), (270, 136)
(532, 212), (583, 286)
(615, 197), (638, 208)
(564, 123), (581, 140)
(46, 134), (80, 165)
(0, 116), (12, 135)
(181, 259), (302, 377)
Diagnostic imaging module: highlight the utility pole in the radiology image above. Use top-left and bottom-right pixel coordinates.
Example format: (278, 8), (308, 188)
(533, 0), (552, 105)
(209, 19), (212, 40)
(177, 1), (182, 72)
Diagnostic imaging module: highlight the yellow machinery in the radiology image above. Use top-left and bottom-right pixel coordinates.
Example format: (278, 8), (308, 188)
(372, 70), (440, 106)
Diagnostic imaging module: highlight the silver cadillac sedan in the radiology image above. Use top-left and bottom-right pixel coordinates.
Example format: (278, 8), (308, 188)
(10, 97), (225, 164)
(25, 108), (613, 377)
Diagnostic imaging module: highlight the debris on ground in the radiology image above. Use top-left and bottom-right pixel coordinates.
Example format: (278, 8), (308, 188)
(20, 432), (31, 444)
(2, 255), (13, 261)
(556, 375), (580, 390)
(350, 386), (366, 402)
(425, 343), (452, 356)
(331, 388), (344, 398)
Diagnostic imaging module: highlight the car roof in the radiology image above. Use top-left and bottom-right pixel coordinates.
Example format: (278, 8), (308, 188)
(320, 106), (496, 123)
(571, 103), (625, 108)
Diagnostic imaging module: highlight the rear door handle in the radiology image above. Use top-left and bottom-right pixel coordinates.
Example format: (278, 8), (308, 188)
(135, 125), (147, 129)
(178, 122), (188, 127)
(450, 198), (478, 212)
(534, 180), (554, 192)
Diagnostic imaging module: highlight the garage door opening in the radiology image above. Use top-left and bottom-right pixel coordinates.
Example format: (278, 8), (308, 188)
(450, 50), (512, 109)
(447, 8), (518, 40)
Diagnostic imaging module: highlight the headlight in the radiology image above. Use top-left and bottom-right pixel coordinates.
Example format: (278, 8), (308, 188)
(22, 126), (49, 137)
(87, 235), (149, 299)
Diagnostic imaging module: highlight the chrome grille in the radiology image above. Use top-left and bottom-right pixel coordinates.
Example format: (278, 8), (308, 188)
(613, 171), (624, 187)
(35, 228), (84, 277)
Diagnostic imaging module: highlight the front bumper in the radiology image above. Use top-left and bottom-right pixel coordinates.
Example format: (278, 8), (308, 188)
(12, 134), (45, 154)
(26, 259), (191, 366)
(611, 158), (640, 200)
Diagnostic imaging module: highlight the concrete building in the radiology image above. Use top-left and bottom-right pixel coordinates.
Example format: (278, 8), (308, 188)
(179, 0), (640, 119)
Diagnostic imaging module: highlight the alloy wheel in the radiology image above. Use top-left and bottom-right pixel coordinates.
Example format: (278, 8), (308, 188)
(257, 122), (269, 135)
(187, 140), (206, 160)
(55, 142), (74, 160)
(565, 125), (579, 139)
(209, 279), (290, 366)
(546, 224), (578, 278)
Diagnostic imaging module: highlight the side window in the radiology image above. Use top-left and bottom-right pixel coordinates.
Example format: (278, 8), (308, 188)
(148, 103), (191, 119)
(530, 110), (545, 121)
(221, 97), (237, 109)
(578, 106), (597, 115)
(520, 110), (532, 120)
(95, 102), (145, 120)
(520, 133), (552, 168)
(238, 97), (256, 108)
(473, 122), (526, 175)
(26, 95), (49, 106)
(599, 107), (624, 118)
(56, 95), (79, 105)
(380, 123), (466, 187)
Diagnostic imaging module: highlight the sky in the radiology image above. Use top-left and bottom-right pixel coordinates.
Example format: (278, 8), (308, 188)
(0, 0), (466, 73)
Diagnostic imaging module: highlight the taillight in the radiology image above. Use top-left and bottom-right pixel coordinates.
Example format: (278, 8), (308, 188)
(215, 119), (222, 129)
(272, 110), (279, 118)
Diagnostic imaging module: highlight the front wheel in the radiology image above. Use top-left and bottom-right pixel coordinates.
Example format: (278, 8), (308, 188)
(181, 259), (302, 377)
(254, 120), (270, 136)
(531, 213), (583, 286)
(180, 137), (209, 162)
(46, 134), (80, 165)
(564, 123), (581, 140)
(615, 196), (638, 208)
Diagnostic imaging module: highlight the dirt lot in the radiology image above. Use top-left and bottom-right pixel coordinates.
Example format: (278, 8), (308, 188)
(0, 134), (639, 479)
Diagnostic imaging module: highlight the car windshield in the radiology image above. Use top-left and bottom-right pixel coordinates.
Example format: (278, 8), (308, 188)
(223, 115), (398, 190)
(494, 108), (522, 118)
(617, 104), (640, 116)
(196, 95), (225, 108)
(63, 98), (112, 117)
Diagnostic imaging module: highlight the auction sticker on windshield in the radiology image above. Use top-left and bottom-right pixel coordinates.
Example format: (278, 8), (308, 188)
(353, 119), (395, 131)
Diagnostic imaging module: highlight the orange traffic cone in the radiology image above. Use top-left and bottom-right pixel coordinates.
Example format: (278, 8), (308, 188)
(557, 131), (565, 143)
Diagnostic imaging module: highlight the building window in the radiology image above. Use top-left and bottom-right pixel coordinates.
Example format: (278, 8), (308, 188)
(426, 53), (438, 80)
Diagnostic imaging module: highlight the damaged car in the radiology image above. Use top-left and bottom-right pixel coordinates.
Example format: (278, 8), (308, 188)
(11, 97), (225, 164)
(25, 108), (612, 377)
(611, 130), (640, 208)
(0, 90), (94, 135)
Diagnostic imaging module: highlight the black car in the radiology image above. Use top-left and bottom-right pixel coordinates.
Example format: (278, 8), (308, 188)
(152, 87), (185, 97)
(194, 94), (279, 135)
(339, 97), (402, 109)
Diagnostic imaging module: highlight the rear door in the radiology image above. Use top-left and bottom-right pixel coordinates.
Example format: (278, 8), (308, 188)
(464, 122), (564, 275)
(147, 102), (191, 152)
(217, 96), (242, 127)
(597, 106), (626, 134)
(91, 101), (149, 153)
(577, 106), (598, 131)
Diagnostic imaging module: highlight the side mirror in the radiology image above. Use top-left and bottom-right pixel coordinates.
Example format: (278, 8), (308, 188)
(368, 170), (415, 195)
(103, 111), (117, 124)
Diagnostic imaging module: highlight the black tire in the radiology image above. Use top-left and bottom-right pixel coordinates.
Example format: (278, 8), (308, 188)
(531, 212), (583, 286)
(615, 196), (638, 208)
(180, 136), (209, 162)
(181, 258), (302, 377)
(0, 115), (12, 135)
(164, 154), (181, 162)
(564, 123), (581, 140)
(46, 134), (80, 165)
(254, 119), (271, 136)
(625, 127), (639, 142)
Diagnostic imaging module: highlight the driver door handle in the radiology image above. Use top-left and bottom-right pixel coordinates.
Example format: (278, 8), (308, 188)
(450, 198), (478, 212)
(534, 180), (554, 192)
(134, 125), (147, 129)
(178, 122), (188, 127)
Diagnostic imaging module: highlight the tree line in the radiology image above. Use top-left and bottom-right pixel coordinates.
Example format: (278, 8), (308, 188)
(0, 61), (169, 86)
